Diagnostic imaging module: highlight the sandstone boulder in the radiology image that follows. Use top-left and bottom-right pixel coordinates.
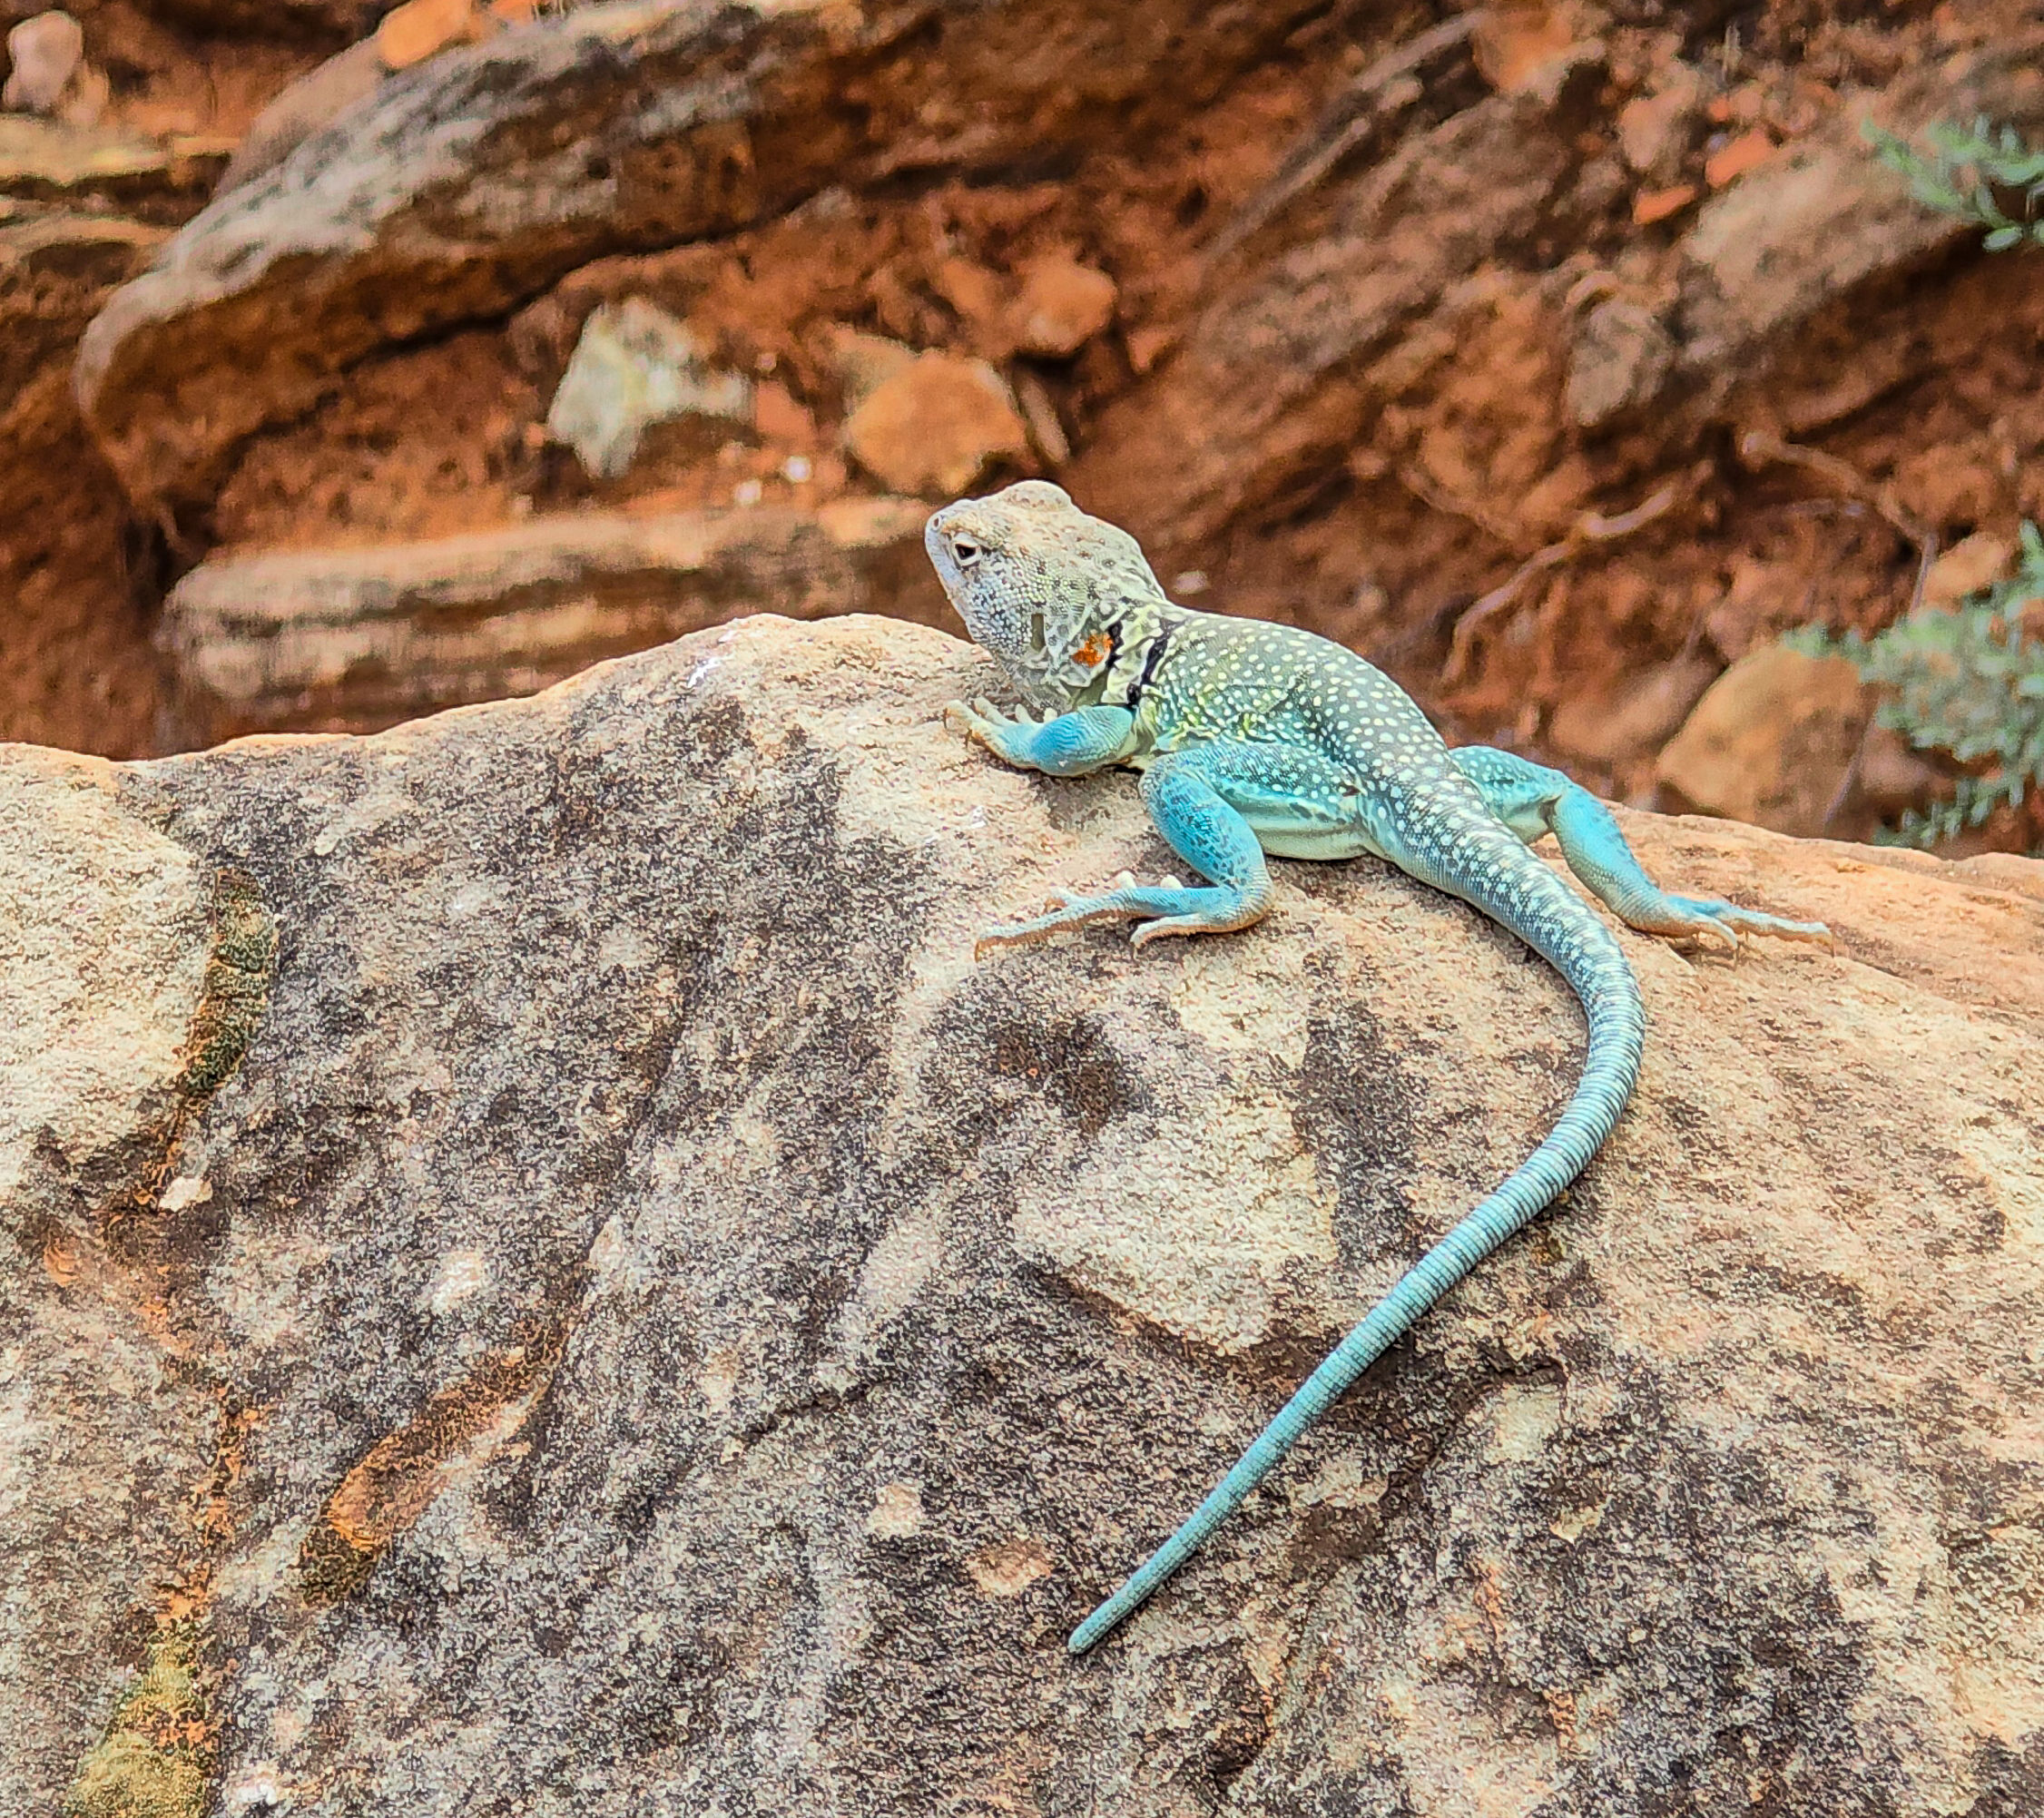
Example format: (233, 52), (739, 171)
(822, 324), (918, 409)
(0, 203), (166, 416)
(1011, 252), (1116, 357)
(375, 0), (493, 69)
(1614, 61), (1705, 183)
(1922, 531), (2016, 611)
(932, 250), (1116, 361)
(1656, 644), (1871, 836)
(544, 297), (753, 479)
(156, 497), (942, 742)
(1547, 652), (1718, 769)
(1563, 297), (1675, 431)
(1073, 37), (2044, 545)
(2, 11), (86, 117)
(840, 350), (1029, 496)
(213, 36), (388, 195)
(3, 616), (2039, 1814)
(0, 113), (215, 209)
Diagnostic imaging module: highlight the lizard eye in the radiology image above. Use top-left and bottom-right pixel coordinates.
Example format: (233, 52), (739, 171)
(948, 534), (982, 568)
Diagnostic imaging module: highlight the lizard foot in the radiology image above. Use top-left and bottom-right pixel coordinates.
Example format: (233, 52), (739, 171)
(975, 875), (1270, 958)
(1645, 896), (1835, 958)
(943, 696), (1044, 750)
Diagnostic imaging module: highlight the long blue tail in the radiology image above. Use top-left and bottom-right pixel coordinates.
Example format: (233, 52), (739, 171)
(1068, 887), (1644, 1653)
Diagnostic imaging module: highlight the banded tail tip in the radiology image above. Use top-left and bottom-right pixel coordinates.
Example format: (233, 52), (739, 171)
(1068, 1585), (1143, 1653)
(1068, 1611), (1111, 1654)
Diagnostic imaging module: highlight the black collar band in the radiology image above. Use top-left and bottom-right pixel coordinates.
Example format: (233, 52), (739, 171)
(1121, 622), (1174, 709)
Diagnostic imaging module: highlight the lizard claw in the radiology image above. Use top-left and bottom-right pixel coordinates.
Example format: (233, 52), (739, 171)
(973, 695), (1047, 727)
(945, 697), (1038, 747)
(976, 916), (1072, 958)
(1694, 921), (1743, 961)
(943, 698), (990, 743)
(1656, 898), (1833, 958)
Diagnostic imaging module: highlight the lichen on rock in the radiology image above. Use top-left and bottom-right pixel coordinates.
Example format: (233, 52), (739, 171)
(64, 1620), (212, 1818)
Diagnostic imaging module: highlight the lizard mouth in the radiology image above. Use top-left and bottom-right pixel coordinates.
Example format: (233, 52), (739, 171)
(923, 510), (963, 583)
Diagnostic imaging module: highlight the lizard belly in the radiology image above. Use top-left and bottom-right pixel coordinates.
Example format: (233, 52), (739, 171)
(1229, 787), (1381, 860)
(1254, 822), (1384, 860)
(1145, 732), (1381, 861)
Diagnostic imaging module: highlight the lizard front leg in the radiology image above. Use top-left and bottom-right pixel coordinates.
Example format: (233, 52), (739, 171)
(973, 742), (1364, 953)
(976, 764), (1272, 952)
(944, 700), (1137, 776)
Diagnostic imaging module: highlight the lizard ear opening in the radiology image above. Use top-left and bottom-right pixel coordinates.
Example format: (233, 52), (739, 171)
(1028, 612), (1047, 653)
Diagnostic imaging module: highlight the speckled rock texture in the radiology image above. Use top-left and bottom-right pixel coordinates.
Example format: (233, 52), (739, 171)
(3, 616), (2040, 1816)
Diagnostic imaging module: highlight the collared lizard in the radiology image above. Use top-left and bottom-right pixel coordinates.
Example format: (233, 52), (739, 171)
(926, 480), (1831, 1655)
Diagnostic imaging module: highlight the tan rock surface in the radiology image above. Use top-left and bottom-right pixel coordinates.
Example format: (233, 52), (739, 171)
(0, 751), (223, 1813)
(840, 350), (1029, 495)
(1656, 644), (1870, 836)
(3, 615), (2039, 1813)
(157, 496), (946, 742)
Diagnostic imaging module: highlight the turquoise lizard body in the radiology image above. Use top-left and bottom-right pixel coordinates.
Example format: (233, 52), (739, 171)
(926, 482), (1831, 1654)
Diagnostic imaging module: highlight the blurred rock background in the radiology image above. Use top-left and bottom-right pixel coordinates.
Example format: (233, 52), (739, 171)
(4, 0), (2041, 847)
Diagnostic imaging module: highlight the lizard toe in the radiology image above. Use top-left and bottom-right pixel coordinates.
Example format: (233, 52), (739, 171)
(975, 922), (1048, 957)
(944, 700), (999, 748)
(1672, 898), (1833, 955)
(1694, 919), (1744, 959)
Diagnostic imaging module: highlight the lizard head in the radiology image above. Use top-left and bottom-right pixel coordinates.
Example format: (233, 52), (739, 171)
(926, 481), (1171, 711)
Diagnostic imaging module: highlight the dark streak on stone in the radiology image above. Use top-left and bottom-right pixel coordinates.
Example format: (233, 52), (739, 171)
(299, 1309), (575, 1607)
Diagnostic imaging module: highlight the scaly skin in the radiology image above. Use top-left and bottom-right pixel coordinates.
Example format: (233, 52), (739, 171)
(926, 481), (1831, 1654)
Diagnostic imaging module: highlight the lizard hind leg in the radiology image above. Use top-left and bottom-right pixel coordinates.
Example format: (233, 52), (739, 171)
(1449, 745), (1833, 953)
(1546, 789), (1833, 952)
(976, 752), (1277, 954)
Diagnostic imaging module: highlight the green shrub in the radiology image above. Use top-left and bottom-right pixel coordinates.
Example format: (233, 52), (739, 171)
(1789, 525), (2044, 850)
(1863, 115), (2044, 251)
(1786, 119), (2044, 852)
